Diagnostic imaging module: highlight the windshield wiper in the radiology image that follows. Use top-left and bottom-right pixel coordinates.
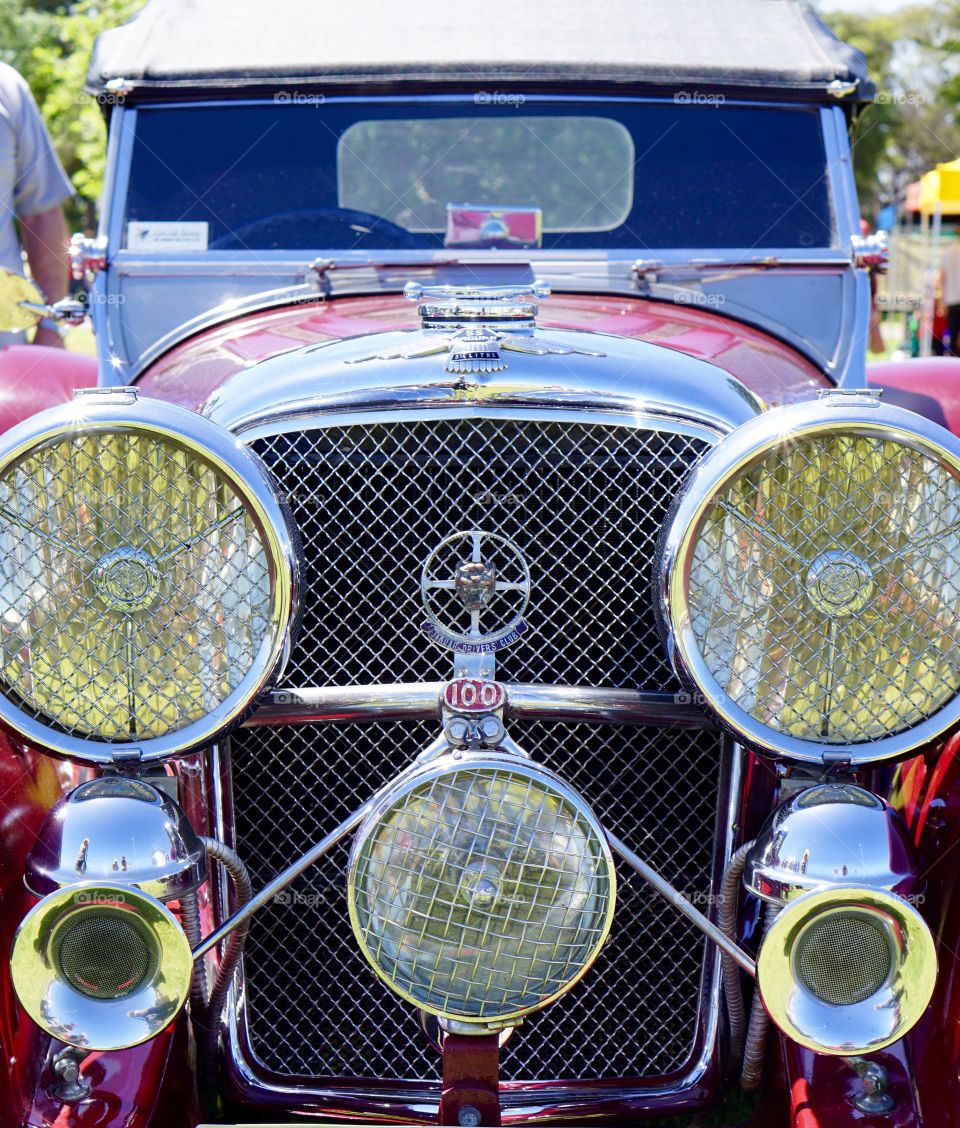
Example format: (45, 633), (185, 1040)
(632, 254), (852, 287)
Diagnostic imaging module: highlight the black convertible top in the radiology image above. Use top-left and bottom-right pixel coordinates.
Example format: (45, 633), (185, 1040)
(86, 0), (875, 103)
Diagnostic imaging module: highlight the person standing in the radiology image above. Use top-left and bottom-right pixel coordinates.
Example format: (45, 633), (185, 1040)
(0, 62), (73, 348)
(937, 227), (960, 358)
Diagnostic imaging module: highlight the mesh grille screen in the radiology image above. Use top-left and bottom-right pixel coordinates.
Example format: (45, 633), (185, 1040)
(230, 719), (722, 1084)
(252, 419), (709, 690)
(57, 912), (153, 1000)
(687, 433), (960, 743)
(795, 911), (893, 1005)
(0, 430), (272, 741)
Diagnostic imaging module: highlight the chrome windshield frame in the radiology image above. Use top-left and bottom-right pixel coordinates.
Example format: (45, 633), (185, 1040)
(95, 95), (865, 387)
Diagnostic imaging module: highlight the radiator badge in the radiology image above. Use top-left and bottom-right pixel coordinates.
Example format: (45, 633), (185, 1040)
(421, 530), (531, 653)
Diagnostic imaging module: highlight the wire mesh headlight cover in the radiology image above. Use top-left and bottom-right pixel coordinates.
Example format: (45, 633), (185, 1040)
(659, 396), (960, 764)
(347, 752), (616, 1026)
(0, 394), (299, 762)
(757, 885), (937, 1055)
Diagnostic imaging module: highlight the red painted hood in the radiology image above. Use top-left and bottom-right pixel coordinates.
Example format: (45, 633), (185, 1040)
(136, 291), (829, 410)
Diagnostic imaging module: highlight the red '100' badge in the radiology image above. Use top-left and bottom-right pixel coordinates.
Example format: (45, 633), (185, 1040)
(443, 679), (505, 713)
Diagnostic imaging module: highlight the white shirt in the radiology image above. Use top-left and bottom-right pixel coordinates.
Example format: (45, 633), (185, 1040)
(941, 241), (960, 307)
(0, 63), (73, 278)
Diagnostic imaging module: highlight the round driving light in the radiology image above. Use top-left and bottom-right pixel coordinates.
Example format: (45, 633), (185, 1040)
(0, 394), (299, 762)
(660, 397), (960, 763)
(11, 880), (193, 1050)
(347, 753), (615, 1025)
(757, 885), (936, 1055)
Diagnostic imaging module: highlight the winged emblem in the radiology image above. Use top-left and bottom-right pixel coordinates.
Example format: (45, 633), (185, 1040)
(346, 326), (604, 374)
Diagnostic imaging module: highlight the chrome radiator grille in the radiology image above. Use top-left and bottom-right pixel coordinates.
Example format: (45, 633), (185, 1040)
(250, 419), (710, 689)
(229, 719), (724, 1083)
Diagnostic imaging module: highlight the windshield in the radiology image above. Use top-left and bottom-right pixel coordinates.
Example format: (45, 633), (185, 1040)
(124, 99), (834, 253)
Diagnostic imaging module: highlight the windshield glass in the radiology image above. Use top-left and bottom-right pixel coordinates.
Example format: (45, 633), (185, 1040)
(124, 99), (834, 252)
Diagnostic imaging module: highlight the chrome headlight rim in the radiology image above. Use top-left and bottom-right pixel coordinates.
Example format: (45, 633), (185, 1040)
(0, 394), (300, 764)
(659, 397), (960, 765)
(346, 751), (616, 1026)
(756, 884), (937, 1056)
(10, 879), (193, 1051)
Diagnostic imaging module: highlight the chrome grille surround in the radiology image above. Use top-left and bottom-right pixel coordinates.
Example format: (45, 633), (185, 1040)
(217, 405), (737, 1118)
(224, 719), (734, 1107)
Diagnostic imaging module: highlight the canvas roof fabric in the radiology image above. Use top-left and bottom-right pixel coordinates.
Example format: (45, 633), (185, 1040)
(86, 0), (875, 103)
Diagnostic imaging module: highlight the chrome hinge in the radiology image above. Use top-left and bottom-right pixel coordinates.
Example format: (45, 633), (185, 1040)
(74, 386), (139, 404)
(817, 387), (882, 407)
(851, 231), (889, 273)
(70, 233), (108, 284)
(828, 78), (860, 99)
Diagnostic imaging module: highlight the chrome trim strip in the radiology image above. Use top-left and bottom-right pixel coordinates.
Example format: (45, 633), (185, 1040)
(247, 683), (718, 730)
(820, 105), (869, 388)
(96, 105), (137, 386)
(227, 404), (738, 449)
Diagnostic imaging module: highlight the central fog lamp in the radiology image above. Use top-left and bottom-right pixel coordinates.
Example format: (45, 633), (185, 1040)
(347, 753), (615, 1027)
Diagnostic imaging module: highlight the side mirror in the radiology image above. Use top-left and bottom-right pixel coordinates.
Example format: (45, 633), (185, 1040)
(0, 269), (87, 333)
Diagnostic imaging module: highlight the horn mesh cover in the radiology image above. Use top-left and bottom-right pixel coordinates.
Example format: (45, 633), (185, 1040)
(348, 759), (615, 1023)
(57, 909), (155, 1000)
(794, 909), (894, 1006)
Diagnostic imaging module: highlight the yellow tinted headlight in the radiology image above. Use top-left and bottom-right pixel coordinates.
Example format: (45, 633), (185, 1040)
(0, 393), (298, 761)
(661, 395), (960, 763)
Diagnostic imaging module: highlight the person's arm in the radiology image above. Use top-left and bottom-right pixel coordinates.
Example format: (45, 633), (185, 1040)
(6, 66), (74, 347)
(20, 205), (69, 347)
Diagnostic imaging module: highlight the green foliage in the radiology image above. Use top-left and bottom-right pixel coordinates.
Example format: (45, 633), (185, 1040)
(1, 0), (142, 231)
(819, 3), (960, 218)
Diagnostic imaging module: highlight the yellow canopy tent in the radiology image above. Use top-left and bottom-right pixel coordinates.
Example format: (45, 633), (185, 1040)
(919, 158), (960, 216)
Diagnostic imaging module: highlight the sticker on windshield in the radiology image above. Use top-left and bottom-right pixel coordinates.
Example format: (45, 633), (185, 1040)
(126, 221), (209, 252)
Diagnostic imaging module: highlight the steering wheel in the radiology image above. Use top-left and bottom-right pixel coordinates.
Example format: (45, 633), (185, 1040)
(209, 207), (418, 250)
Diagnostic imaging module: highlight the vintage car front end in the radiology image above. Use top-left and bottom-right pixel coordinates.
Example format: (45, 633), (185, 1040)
(3, 1), (960, 1126)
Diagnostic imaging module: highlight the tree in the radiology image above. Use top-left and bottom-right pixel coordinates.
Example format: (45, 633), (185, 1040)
(1, 0), (143, 231)
(819, 3), (960, 217)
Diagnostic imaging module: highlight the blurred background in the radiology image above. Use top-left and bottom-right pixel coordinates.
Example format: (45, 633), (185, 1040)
(0, 0), (956, 357)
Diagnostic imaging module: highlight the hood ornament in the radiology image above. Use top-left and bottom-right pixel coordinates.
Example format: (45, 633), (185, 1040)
(347, 281), (604, 372)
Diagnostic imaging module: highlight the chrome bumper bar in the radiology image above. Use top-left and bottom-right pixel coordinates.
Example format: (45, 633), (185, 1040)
(248, 683), (715, 728)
